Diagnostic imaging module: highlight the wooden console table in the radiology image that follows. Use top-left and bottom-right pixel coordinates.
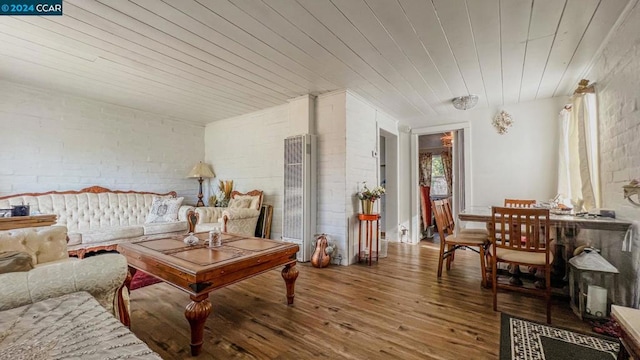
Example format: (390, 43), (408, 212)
(358, 213), (380, 266)
(0, 214), (57, 231)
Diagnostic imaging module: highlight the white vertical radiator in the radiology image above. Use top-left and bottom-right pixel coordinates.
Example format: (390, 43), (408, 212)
(282, 134), (316, 262)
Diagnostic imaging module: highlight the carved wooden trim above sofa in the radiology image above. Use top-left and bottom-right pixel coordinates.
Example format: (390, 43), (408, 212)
(0, 186), (178, 200)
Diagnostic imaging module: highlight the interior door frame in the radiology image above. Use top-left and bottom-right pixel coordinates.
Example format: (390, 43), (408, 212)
(410, 122), (472, 243)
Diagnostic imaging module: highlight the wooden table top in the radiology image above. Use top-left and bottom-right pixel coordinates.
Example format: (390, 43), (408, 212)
(459, 206), (631, 231)
(0, 214), (57, 230)
(118, 233), (299, 296)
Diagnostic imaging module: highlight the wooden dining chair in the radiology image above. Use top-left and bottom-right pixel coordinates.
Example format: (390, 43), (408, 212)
(442, 198), (489, 237)
(491, 206), (553, 323)
(504, 199), (537, 208)
(432, 199), (489, 287)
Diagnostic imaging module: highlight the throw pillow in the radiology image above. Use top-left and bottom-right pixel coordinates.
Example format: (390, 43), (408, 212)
(228, 198), (252, 209)
(232, 195), (260, 210)
(0, 251), (33, 274)
(145, 196), (184, 224)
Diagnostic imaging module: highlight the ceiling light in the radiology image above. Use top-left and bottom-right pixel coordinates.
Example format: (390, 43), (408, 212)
(452, 95), (479, 110)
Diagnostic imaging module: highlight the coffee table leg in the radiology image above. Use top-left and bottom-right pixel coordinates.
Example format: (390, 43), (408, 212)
(184, 294), (212, 356)
(281, 263), (299, 305)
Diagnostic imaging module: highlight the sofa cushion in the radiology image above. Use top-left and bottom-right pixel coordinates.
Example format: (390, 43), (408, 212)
(194, 222), (223, 233)
(0, 251), (33, 274)
(81, 226), (144, 245)
(145, 196), (184, 223)
(0, 226), (68, 265)
(143, 221), (188, 236)
(232, 194), (261, 211)
(0, 291), (162, 359)
(228, 197), (252, 209)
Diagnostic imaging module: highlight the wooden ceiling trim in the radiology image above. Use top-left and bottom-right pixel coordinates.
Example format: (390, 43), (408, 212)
(162, 0), (338, 94)
(397, 0), (467, 101)
(466, 0), (503, 108)
(0, 55), (219, 124)
(12, 12), (285, 108)
(328, 0), (437, 116)
(364, 0), (451, 109)
(519, 0), (566, 102)
(553, 0), (630, 96)
(259, 0), (432, 117)
(303, 0), (437, 117)
(536, 0), (600, 99)
(499, 0), (532, 105)
(131, 0), (322, 96)
(431, 0), (487, 107)
(91, 0), (302, 98)
(228, 0), (366, 86)
(0, 32), (251, 117)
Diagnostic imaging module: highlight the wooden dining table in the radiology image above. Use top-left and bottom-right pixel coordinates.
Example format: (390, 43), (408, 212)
(458, 206), (631, 232)
(458, 206), (632, 289)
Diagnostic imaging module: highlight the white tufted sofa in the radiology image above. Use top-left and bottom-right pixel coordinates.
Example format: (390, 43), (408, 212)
(0, 186), (194, 257)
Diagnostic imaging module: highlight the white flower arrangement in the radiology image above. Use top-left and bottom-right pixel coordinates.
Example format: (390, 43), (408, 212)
(492, 110), (513, 134)
(356, 182), (385, 201)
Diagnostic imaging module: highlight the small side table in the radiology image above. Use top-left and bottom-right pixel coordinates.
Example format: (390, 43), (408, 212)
(358, 213), (380, 266)
(612, 305), (640, 360)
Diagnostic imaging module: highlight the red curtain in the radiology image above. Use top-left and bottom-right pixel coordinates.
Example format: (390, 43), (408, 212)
(419, 153), (433, 228)
(420, 185), (431, 227)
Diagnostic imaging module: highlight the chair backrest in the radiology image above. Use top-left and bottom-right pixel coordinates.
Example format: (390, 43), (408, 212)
(491, 206), (550, 254)
(230, 190), (263, 211)
(504, 199), (537, 208)
(432, 199), (454, 238)
(441, 197), (456, 230)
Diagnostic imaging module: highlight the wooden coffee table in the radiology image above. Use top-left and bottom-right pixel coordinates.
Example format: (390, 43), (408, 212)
(117, 232), (299, 356)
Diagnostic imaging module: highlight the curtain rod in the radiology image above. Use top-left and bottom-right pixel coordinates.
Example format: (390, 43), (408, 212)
(574, 79), (595, 94)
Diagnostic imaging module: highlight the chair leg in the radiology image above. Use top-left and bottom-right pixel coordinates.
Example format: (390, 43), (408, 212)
(446, 244), (453, 270)
(479, 245), (487, 288)
(546, 264), (552, 324)
(437, 241), (445, 278)
(492, 258), (498, 312)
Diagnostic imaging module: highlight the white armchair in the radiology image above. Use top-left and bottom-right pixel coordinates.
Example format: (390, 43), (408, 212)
(188, 190), (263, 237)
(0, 226), (130, 325)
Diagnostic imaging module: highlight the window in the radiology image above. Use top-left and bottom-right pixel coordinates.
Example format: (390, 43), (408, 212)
(430, 155), (448, 196)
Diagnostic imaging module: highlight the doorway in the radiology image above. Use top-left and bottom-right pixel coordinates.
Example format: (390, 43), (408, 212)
(411, 122), (472, 244)
(379, 129), (399, 244)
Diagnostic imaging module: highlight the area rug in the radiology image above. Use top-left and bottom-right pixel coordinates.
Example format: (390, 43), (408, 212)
(500, 313), (620, 360)
(130, 271), (162, 290)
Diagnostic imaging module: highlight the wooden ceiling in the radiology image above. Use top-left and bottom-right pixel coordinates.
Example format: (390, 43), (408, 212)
(0, 0), (632, 127)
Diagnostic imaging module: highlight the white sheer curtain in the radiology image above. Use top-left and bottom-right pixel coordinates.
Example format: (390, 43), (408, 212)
(557, 92), (600, 211)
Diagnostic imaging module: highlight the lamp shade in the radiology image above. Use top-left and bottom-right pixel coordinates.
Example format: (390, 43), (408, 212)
(187, 162), (215, 179)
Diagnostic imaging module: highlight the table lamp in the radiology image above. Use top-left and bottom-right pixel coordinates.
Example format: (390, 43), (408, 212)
(187, 162), (215, 207)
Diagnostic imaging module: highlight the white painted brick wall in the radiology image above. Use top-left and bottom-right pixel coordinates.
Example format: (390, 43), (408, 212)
(346, 93), (379, 262)
(586, 4), (640, 221)
(204, 101), (309, 241)
(0, 81), (203, 202)
(316, 91), (347, 263)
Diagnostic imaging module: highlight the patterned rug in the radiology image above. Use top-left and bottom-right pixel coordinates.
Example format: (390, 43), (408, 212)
(130, 271), (162, 290)
(500, 313), (620, 360)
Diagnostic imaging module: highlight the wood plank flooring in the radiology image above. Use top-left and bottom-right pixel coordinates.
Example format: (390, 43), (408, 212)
(128, 241), (592, 359)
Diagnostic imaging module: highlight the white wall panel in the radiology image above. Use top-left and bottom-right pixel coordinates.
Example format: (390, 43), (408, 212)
(0, 80), (203, 201)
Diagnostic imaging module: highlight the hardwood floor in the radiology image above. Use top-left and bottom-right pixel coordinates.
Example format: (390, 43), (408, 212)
(128, 241), (591, 359)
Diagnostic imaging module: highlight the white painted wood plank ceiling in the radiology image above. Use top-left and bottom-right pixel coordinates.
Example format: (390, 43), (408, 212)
(0, 0), (632, 127)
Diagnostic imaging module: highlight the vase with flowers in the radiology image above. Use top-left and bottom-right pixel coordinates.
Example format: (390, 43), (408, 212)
(356, 182), (385, 214)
